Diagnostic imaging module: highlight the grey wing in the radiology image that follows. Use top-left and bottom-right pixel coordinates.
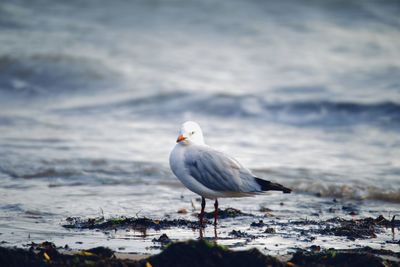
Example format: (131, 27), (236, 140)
(184, 146), (260, 192)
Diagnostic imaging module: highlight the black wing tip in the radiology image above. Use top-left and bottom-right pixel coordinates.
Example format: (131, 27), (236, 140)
(255, 178), (292, 194)
(282, 188), (292, 194)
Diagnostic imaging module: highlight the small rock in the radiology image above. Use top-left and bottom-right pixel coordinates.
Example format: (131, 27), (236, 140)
(86, 247), (114, 258)
(177, 208), (188, 214)
(152, 233), (172, 245)
(229, 230), (255, 239)
(205, 208), (252, 219)
(251, 220), (265, 227)
(310, 245), (320, 252)
(259, 207), (273, 212)
(264, 227), (275, 234)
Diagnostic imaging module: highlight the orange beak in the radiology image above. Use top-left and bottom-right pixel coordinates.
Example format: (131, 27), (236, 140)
(176, 134), (186, 143)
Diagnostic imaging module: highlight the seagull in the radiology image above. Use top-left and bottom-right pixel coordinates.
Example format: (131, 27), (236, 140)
(169, 121), (291, 226)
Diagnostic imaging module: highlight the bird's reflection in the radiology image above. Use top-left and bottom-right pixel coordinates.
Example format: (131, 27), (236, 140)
(392, 225), (395, 241)
(199, 226), (204, 239)
(198, 225), (218, 241)
(390, 214), (398, 241)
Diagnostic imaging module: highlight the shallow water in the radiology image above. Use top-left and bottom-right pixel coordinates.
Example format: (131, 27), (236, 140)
(0, 0), (399, 254)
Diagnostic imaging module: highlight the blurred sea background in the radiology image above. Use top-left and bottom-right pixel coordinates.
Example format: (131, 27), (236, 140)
(0, 0), (399, 252)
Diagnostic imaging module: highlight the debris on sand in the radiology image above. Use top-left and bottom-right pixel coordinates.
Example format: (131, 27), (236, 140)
(63, 208), (253, 231)
(289, 215), (400, 240)
(64, 216), (200, 230)
(320, 215), (400, 240)
(228, 230), (256, 239)
(290, 247), (400, 267)
(320, 218), (377, 239)
(204, 208), (253, 219)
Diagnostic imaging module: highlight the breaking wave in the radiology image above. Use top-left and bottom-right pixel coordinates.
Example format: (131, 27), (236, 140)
(56, 91), (400, 128)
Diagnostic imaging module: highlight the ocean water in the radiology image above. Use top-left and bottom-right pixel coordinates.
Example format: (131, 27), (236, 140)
(0, 0), (399, 253)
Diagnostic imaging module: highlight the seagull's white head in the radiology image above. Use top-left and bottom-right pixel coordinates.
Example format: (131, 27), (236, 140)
(176, 121), (205, 145)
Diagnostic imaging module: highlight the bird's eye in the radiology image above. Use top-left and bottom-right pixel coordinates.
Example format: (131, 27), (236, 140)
(191, 131), (195, 134)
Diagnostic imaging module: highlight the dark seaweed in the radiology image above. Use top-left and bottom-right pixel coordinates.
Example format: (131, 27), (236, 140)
(63, 214), (400, 242)
(204, 208), (253, 219)
(0, 241), (138, 267)
(288, 215), (400, 240)
(64, 208), (254, 231)
(145, 240), (284, 267)
(1, 240), (399, 267)
(290, 247), (400, 267)
(64, 216), (200, 230)
(228, 230), (256, 239)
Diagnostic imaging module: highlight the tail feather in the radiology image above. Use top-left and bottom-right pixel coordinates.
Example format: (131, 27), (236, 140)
(255, 178), (291, 194)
